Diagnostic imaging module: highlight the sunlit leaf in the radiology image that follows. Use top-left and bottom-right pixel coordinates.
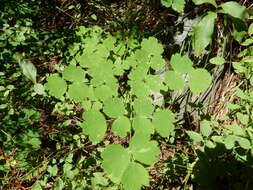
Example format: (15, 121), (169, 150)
(112, 116), (131, 137)
(192, 12), (217, 57)
(152, 109), (175, 137)
(82, 109), (107, 144)
(103, 98), (126, 118)
(192, 0), (217, 7)
(188, 69), (211, 93)
(19, 59), (37, 84)
(122, 162), (149, 190)
(45, 74), (67, 99)
(129, 134), (160, 165)
(101, 145), (131, 183)
(221, 2), (248, 20)
(63, 65), (86, 83)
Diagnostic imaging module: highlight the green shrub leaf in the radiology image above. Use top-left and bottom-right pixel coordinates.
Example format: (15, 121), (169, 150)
(171, 0), (185, 13)
(200, 120), (212, 137)
(82, 109), (107, 144)
(192, 12), (217, 57)
(103, 98), (126, 118)
(132, 116), (155, 137)
(133, 98), (154, 116)
(210, 57), (226, 65)
(152, 110), (175, 137)
(63, 65), (86, 83)
(101, 144), (130, 183)
(189, 69), (211, 93)
(112, 116), (131, 137)
(164, 71), (184, 91)
(19, 59), (37, 84)
(221, 2), (249, 20)
(161, 0), (172, 7)
(170, 54), (194, 73)
(45, 74), (67, 99)
(129, 134), (160, 165)
(122, 162), (149, 190)
(68, 83), (89, 102)
(186, 131), (203, 143)
(192, 0), (217, 7)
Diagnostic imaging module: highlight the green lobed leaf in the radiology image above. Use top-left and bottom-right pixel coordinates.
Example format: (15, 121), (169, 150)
(224, 124), (245, 136)
(94, 85), (115, 102)
(129, 134), (160, 165)
(63, 65), (86, 83)
(188, 69), (211, 93)
(170, 54), (194, 73)
(132, 116), (155, 137)
(221, 2), (249, 20)
(236, 112), (249, 125)
(200, 120), (212, 137)
(45, 74), (67, 99)
(82, 109), (107, 144)
(164, 71), (184, 91)
(103, 97), (126, 118)
(19, 59), (37, 84)
(68, 82), (89, 101)
(112, 116), (131, 138)
(192, 0), (217, 7)
(141, 37), (164, 56)
(192, 12), (217, 57)
(186, 131), (203, 143)
(236, 136), (251, 149)
(133, 98), (154, 116)
(152, 109), (175, 137)
(210, 57), (226, 65)
(101, 144), (131, 183)
(122, 162), (149, 190)
(248, 23), (253, 36)
(224, 135), (236, 149)
(161, 0), (172, 8)
(172, 0), (185, 13)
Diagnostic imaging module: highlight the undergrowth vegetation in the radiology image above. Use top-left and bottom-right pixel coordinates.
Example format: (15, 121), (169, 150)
(1, 0), (253, 189)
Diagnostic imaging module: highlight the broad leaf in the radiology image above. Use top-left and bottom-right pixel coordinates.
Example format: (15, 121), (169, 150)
(221, 2), (248, 20)
(94, 85), (115, 102)
(112, 116), (131, 138)
(161, 0), (172, 7)
(45, 74), (67, 99)
(186, 131), (203, 143)
(68, 83), (89, 102)
(133, 98), (154, 116)
(141, 37), (164, 56)
(82, 109), (107, 144)
(192, 12), (217, 57)
(210, 57), (225, 65)
(170, 54), (194, 73)
(152, 110), (175, 137)
(172, 0), (185, 13)
(236, 137), (251, 149)
(249, 23), (253, 36)
(101, 144), (130, 183)
(122, 162), (149, 190)
(200, 120), (212, 137)
(103, 98), (126, 118)
(164, 71), (184, 91)
(188, 69), (211, 93)
(192, 0), (217, 7)
(19, 59), (37, 84)
(132, 116), (155, 137)
(129, 134), (160, 165)
(63, 65), (86, 83)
